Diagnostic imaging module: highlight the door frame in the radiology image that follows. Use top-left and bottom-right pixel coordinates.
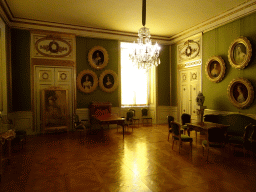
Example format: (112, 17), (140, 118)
(31, 59), (76, 134)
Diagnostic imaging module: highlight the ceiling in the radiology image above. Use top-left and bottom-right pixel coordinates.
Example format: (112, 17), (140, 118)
(0, 0), (254, 40)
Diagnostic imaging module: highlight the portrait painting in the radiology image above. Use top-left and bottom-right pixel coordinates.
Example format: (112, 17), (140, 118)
(103, 74), (114, 89)
(41, 88), (69, 131)
(233, 43), (246, 65)
(88, 46), (109, 70)
(81, 74), (94, 90)
(228, 37), (252, 69)
(205, 56), (226, 83)
(99, 70), (118, 93)
(233, 83), (248, 103)
(210, 61), (220, 78)
(227, 78), (254, 109)
(92, 50), (104, 66)
(77, 70), (98, 93)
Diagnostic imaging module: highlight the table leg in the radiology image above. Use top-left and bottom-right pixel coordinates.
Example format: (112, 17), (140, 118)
(123, 125), (124, 139)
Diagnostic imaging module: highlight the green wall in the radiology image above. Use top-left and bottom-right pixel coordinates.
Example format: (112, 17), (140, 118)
(170, 44), (177, 106)
(170, 12), (256, 113)
(202, 12), (256, 113)
(76, 37), (119, 108)
(157, 44), (170, 106)
(10, 30), (170, 111)
(11, 29), (31, 111)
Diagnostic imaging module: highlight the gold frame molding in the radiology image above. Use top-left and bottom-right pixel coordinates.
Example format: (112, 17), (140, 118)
(99, 70), (118, 93)
(227, 78), (254, 109)
(77, 70), (98, 93)
(88, 46), (109, 70)
(41, 87), (69, 132)
(228, 36), (252, 69)
(205, 56), (226, 83)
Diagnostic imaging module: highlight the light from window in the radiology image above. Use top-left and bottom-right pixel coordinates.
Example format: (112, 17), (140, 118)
(121, 42), (148, 107)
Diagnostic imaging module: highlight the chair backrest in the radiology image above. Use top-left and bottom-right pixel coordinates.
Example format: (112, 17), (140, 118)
(251, 125), (256, 140)
(167, 116), (174, 128)
(73, 114), (79, 123)
(170, 121), (181, 137)
(141, 108), (148, 117)
(208, 128), (226, 143)
(129, 109), (136, 117)
(181, 113), (191, 125)
(126, 111), (134, 121)
(244, 123), (256, 140)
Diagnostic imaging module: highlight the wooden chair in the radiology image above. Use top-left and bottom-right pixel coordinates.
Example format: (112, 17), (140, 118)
(167, 116), (174, 141)
(171, 121), (193, 154)
(141, 108), (152, 126)
(121, 111), (134, 132)
(182, 113), (200, 141)
(129, 109), (140, 127)
(73, 114), (90, 137)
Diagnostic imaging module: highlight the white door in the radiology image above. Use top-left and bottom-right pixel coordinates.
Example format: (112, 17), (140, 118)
(179, 66), (201, 122)
(34, 66), (74, 133)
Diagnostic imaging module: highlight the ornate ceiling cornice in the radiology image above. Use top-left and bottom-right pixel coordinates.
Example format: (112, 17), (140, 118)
(1, 0), (256, 45)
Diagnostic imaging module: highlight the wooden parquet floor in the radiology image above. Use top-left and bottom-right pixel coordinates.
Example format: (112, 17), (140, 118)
(1, 124), (256, 192)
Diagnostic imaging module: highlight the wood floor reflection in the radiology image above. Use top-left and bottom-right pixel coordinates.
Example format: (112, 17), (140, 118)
(1, 124), (256, 192)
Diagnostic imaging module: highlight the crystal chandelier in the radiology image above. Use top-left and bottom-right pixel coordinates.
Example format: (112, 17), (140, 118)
(129, 0), (161, 70)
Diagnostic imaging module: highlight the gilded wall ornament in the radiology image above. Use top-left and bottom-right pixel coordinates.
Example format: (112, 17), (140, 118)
(228, 36), (252, 69)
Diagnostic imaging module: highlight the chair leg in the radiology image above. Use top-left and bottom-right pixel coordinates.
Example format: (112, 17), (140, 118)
(172, 139), (174, 150)
(179, 141), (181, 154)
(168, 133), (170, 141)
(190, 141), (192, 154)
(206, 148), (209, 161)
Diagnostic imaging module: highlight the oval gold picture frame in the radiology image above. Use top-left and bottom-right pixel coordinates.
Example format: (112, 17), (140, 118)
(205, 56), (226, 83)
(99, 70), (118, 93)
(228, 36), (252, 69)
(227, 78), (254, 109)
(88, 46), (109, 70)
(77, 70), (98, 93)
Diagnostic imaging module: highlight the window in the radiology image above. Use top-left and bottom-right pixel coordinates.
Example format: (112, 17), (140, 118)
(121, 42), (149, 107)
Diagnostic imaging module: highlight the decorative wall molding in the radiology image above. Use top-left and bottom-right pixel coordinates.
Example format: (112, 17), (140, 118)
(1, 1), (256, 44)
(31, 32), (75, 60)
(170, 0), (256, 43)
(177, 35), (202, 64)
(204, 109), (256, 120)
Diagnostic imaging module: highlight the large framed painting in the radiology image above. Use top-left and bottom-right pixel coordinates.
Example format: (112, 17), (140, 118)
(228, 37), (252, 69)
(205, 56), (226, 83)
(88, 46), (109, 70)
(227, 78), (254, 109)
(99, 70), (118, 93)
(41, 87), (69, 132)
(77, 70), (98, 93)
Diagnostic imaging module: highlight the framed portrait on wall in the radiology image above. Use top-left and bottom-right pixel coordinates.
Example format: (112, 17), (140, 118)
(99, 70), (118, 93)
(228, 36), (252, 69)
(41, 87), (69, 132)
(88, 46), (109, 70)
(205, 56), (226, 83)
(227, 78), (254, 109)
(77, 70), (98, 93)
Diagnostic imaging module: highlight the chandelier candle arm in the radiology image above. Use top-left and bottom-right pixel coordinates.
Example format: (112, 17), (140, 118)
(129, 0), (161, 70)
